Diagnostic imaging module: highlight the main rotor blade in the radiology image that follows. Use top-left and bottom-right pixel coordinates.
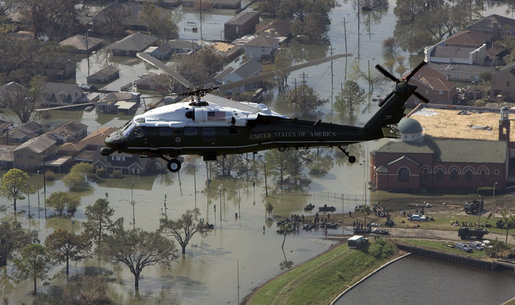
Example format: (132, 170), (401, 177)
(405, 61), (427, 82)
(137, 52), (193, 89)
(375, 64), (400, 83)
(218, 53), (352, 91)
(35, 94), (165, 112)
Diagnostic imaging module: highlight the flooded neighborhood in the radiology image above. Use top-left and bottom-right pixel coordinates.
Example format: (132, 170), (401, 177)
(0, 0), (514, 305)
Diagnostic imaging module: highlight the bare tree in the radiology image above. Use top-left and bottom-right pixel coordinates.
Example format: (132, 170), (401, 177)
(160, 208), (212, 255)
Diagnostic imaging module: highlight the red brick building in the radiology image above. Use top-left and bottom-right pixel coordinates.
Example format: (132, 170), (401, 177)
(370, 107), (509, 193)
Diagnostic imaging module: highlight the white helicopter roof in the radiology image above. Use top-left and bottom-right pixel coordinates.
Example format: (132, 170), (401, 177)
(133, 94), (285, 127)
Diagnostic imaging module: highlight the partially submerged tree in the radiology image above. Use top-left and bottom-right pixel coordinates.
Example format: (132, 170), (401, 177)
(83, 198), (121, 246)
(46, 192), (80, 216)
(334, 80), (366, 117)
(0, 216), (37, 267)
(0, 168), (30, 212)
(277, 84), (328, 118)
(160, 208), (212, 255)
(62, 162), (94, 192)
(102, 227), (178, 294)
(45, 229), (91, 277)
(13, 243), (51, 295)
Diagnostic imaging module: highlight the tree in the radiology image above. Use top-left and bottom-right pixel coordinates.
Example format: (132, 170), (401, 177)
(62, 162), (94, 192)
(499, 208), (515, 245)
(0, 168), (30, 212)
(46, 192), (80, 216)
(13, 244), (51, 295)
(83, 199), (121, 246)
(0, 217), (37, 267)
(0, 79), (42, 124)
(140, 3), (178, 39)
(45, 230), (91, 277)
(334, 80), (366, 117)
(102, 228), (178, 294)
(175, 46), (225, 86)
(7, 0), (81, 41)
(257, 0), (337, 44)
(264, 150), (310, 191)
(160, 208), (212, 255)
(277, 84), (327, 118)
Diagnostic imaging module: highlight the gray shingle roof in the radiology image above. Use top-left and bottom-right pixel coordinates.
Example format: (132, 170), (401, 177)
(108, 32), (159, 52)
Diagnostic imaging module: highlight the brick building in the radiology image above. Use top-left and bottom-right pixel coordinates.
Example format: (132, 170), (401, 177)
(370, 105), (512, 193)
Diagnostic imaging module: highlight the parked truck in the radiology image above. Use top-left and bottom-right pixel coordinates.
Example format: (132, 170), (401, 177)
(458, 227), (488, 240)
(464, 199), (483, 214)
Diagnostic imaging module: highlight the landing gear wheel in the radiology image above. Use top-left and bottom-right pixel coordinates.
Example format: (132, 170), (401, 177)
(348, 156), (356, 163)
(167, 159), (181, 172)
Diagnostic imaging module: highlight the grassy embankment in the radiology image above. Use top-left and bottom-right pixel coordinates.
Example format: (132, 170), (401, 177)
(244, 239), (399, 305)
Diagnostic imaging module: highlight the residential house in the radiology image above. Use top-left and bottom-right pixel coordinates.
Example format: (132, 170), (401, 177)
(404, 65), (457, 106)
(211, 0), (241, 9)
(0, 145), (14, 169)
(49, 120), (88, 145)
(92, 2), (149, 33)
(132, 73), (172, 92)
(467, 14), (515, 41)
(0, 81), (28, 107)
(491, 63), (515, 102)
(93, 152), (158, 175)
(58, 126), (117, 157)
(8, 122), (44, 144)
(427, 62), (494, 83)
(255, 20), (291, 40)
(224, 11), (260, 41)
(212, 42), (243, 62)
(149, 41), (174, 60)
(215, 58), (262, 94)
(59, 34), (104, 54)
(0, 120), (12, 145)
(168, 39), (202, 55)
(244, 35), (280, 62)
(87, 64), (120, 84)
(96, 92), (140, 114)
(108, 32), (159, 57)
(13, 133), (59, 171)
(40, 82), (88, 107)
(444, 30), (495, 49)
(425, 40), (487, 66)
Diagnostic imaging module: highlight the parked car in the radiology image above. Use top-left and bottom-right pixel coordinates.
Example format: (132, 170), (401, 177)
(469, 241), (484, 251)
(455, 243), (473, 253)
(409, 214), (427, 221)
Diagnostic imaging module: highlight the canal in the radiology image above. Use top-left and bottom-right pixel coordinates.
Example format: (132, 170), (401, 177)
(336, 255), (515, 305)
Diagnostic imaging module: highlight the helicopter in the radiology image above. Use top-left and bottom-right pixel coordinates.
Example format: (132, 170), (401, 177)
(101, 53), (429, 173)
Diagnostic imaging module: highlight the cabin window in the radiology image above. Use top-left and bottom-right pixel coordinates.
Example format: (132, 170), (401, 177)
(203, 128), (215, 141)
(398, 168), (410, 182)
(159, 128), (173, 136)
(184, 127), (197, 136)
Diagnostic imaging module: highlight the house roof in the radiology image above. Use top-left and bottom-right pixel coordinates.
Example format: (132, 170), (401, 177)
(99, 92), (139, 103)
(88, 64), (119, 81)
(79, 127), (118, 146)
(246, 35), (279, 48)
(59, 34), (104, 51)
(374, 136), (506, 164)
(467, 14), (515, 36)
(108, 32), (159, 52)
(233, 58), (262, 79)
(407, 65), (455, 92)
(428, 63), (494, 76)
(0, 81), (28, 103)
(255, 20), (291, 37)
(51, 120), (87, 139)
(14, 133), (56, 153)
(434, 45), (477, 59)
(409, 104), (514, 141)
(445, 30), (492, 48)
(226, 11), (259, 26)
(42, 82), (85, 103)
(0, 145), (15, 162)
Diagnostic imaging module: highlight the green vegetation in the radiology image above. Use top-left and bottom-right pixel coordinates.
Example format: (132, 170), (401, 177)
(245, 239), (398, 305)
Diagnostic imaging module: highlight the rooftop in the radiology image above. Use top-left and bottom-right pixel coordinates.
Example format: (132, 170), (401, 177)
(408, 104), (513, 141)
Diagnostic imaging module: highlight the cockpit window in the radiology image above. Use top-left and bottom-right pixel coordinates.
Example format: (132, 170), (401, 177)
(122, 121), (136, 137)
